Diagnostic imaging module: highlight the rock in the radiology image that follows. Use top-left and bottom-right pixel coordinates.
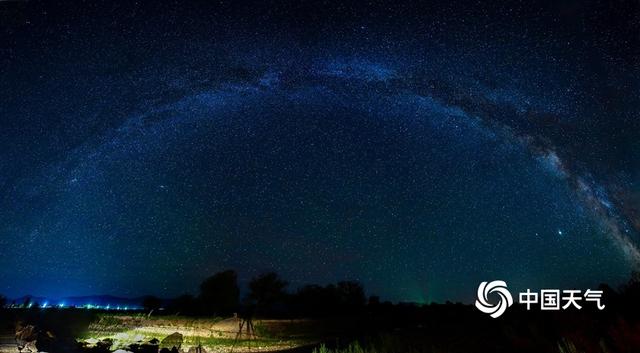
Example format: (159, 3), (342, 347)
(127, 342), (158, 353)
(79, 338), (111, 353)
(158, 348), (178, 353)
(14, 323), (61, 353)
(84, 338), (100, 345)
(187, 346), (207, 353)
(95, 338), (112, 349)
(15, 324), (37, 349)
(21, 341), (38, 353)
(159, 333), (182, 351)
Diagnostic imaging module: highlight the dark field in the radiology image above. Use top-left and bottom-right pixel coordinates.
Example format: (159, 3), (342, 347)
(2, 290), (640, 353)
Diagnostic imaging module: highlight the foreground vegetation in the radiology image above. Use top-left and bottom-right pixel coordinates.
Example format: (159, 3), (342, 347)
(80, 313), (311, 351)
(4, 271), (640, 352)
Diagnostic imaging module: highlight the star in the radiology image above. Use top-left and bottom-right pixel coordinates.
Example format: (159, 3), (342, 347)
(0, 0), (636, 303)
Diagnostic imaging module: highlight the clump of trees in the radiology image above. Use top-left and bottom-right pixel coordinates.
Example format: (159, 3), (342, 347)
(248, 272), (288, 309)
(199, 269), (240, 315)
(158, 269), (640, 320)
(291, 281), (366, 317)
(164, 270), (366, 318)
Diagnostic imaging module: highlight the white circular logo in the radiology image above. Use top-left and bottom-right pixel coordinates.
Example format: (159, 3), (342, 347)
(475, 280), (513, 318)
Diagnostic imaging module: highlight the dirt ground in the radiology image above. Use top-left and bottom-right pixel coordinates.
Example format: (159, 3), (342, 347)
(84, 315), (320, 352)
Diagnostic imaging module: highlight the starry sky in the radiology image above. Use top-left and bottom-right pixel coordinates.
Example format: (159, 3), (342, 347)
(0, 0), (639, 303)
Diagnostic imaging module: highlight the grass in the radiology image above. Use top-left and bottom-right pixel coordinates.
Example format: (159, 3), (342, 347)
(313, 343), (367, 353)
(86, 328), (286, 345)
(80, 313), (310, 351)
(312, 342), (430, 353)
(311, 335), (437, 353)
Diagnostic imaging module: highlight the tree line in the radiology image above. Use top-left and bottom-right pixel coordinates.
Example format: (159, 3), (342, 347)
(142, 270), (370, 318)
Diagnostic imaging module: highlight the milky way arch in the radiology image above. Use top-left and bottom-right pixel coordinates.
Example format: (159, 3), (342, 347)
(1, 29), (638, 300)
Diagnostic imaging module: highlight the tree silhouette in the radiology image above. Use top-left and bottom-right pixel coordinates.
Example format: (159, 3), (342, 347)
(293, 284), (336, 316)
(336, 281), (366, 309)
(0, 294), (6, 308)
(291, 281), (366, 316)
(199, 269), (239, 316)
(248, 272), (288, 308)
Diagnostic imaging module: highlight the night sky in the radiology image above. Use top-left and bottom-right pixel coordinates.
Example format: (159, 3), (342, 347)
(1, 0), (639, 303)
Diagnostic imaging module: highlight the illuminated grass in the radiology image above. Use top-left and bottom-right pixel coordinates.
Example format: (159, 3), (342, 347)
(80, 314), (311, 351)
